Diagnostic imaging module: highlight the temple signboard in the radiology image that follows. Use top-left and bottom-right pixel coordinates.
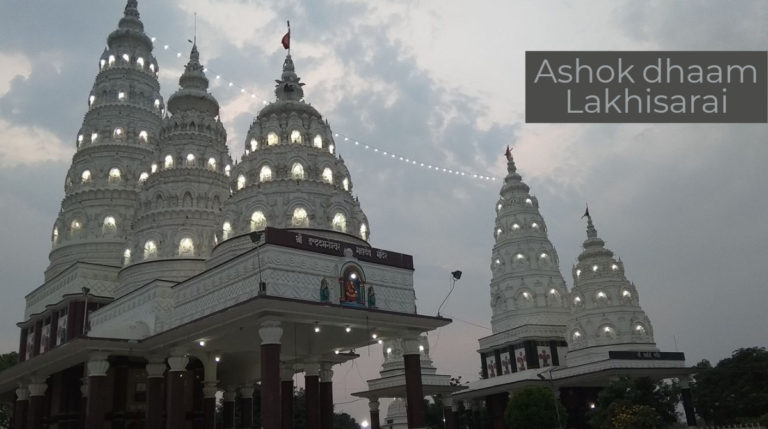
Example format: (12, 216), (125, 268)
(261, 227), (414, 270)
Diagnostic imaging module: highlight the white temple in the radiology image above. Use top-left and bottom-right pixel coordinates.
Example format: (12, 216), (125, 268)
(452, 149), (694, 429)
(0, 3), (449, 429)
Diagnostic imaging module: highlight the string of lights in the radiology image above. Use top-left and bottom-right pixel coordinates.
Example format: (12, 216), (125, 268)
(149, 35), (502, 183)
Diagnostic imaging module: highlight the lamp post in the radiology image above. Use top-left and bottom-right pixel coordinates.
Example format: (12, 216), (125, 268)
(81, 287), (90, 335)
(437, 270), (462, 317)
(537, 368), (563, 429)
(250, 231), (267, 294)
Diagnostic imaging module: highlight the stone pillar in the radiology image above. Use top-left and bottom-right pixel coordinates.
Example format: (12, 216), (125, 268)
(319, 364), (334, 429)
(13, 386), (29, 429)
(145, 357), (167, 429)
(27, 380), (48, 429)
(403, 336), (427, 428)
(259, 321), (282, 429)
(166, 352), (189, 429)
(281, 364), (294, 429)
(222, 389), (236, 429)
(201, 354), (219, 429)
(202, 382), (218, 429)
(85, 353), (110, 429)
(239, 385), (255, 429)
(679, 376), (697, 427)
(368, 399), (380, 429)
(443, 397), (458, 429)
(304, 363), (321, 429)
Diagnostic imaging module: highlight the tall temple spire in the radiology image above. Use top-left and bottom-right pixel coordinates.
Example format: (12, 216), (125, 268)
(566, 206), (658, 366)
(486, 147), (570, 336)
(121, 42), (230, 295)
(46, 1), (163, 280)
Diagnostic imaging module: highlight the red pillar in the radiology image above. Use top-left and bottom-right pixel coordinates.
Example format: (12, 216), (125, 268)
(486, 393), (508, 429)
(145, 358), (166, 429)
(27, 381), (47, 429)
(281, 365), (294, 429)
(202, 382), (218, 429)
(319, 365), (333, 429)
(13, 386), (29, 429)
(239, 386), (255, 429)
(166, 354), (189, 429)
(259, 321), (282, 429)
(403, 337), (426, 428)
(85, 354), (110, 429)
(368, 399), (381, 429)
(304, 364), (320, 429)
(222, 390), (236, 429)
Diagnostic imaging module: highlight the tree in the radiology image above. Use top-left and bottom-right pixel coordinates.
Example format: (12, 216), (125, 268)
(425, 396), (446, 428)
(692, 347), (768, 425)
(588, 377), (679, 429)
(504, 386), (567, 429)
(333, 412), (359, 429)
(0, 352), (19, 429)
(610, 404), (664, 429)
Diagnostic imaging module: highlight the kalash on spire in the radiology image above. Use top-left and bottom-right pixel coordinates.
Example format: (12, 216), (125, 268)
(220, 26), (370, 249)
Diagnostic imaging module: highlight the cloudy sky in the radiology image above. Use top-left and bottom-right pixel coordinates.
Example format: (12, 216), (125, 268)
(0, 0), (766, 422)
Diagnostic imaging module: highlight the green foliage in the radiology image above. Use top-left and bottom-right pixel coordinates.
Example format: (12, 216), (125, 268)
(0, 352), (17, 372)
(692, 347), (768, 425)
(425, 397), (446, 428)
(589, 377), (679, 429)
(610, 404), (664, 429)
(333, 412), (359, 429)
(0, 351), (18, 429)
(504, 386), (566, 429)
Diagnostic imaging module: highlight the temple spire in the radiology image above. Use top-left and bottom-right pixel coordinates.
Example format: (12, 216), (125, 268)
(118, 0), (143, 32)
(275, 53), (305, 101)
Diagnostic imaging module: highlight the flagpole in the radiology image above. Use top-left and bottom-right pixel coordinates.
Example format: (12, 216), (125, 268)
(287, 20), (291, 55)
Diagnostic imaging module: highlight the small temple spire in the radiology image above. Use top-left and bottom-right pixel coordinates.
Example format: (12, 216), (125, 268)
(118, 0), (144, 32)
(275, 53), (305, 101)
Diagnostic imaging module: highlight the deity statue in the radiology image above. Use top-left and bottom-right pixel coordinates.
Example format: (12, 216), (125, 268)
(320, 278), (330, 302)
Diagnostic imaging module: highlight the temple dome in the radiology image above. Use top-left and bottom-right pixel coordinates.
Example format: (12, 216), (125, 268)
(217, 54), (369, 247)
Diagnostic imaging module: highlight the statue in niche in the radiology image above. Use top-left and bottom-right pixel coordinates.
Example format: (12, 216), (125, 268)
(319, 278), (330, 302)
(339, 266), (365, 306)
(367, 286), (376, 307)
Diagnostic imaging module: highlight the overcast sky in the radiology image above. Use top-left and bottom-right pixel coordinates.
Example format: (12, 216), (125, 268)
(0, 0), (766, 422)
